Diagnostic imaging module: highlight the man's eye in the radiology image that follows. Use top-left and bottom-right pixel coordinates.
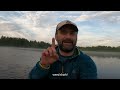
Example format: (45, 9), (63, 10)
(70, 32), (76, 35)
(60, 31), (67, 34)
(60, 31), (76, 35)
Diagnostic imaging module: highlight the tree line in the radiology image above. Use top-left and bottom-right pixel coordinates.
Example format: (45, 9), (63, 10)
(0, 36), (51, 48)
(0, 36), (120, 51)
(78, 46), (120, 52)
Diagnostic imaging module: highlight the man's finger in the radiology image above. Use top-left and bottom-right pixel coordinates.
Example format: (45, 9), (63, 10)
(42, 49), (49, 57)
(47, 47), (53, 56)
(52, 38), (55, 47)
(51, 47), (57, 56)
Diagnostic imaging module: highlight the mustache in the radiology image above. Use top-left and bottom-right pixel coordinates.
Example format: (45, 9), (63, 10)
(62, 39), (73, 43)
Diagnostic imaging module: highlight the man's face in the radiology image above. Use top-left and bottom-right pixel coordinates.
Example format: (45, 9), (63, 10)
(55, 26), (77, 53)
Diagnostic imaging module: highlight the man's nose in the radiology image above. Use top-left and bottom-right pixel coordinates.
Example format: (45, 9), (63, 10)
(65, 33), (71, 38)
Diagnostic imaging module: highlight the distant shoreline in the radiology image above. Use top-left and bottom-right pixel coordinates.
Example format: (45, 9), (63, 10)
(0, 36), (120, 52)
(83, 51), (120, 58)
(0, 46), (120, 52)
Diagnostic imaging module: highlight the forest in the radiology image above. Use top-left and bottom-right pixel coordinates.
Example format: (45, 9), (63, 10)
(0, 36), (120, 52)
(0, 36), (51, 48)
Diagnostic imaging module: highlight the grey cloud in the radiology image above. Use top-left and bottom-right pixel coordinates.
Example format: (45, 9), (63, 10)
(0, 22), (22, 32)
(0, 11), (120, 47)
(19, 11), (57, 28)
(74, 11), (120, 24)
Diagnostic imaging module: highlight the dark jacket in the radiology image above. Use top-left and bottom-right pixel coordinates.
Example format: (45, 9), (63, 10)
(29, 46), (97, 79)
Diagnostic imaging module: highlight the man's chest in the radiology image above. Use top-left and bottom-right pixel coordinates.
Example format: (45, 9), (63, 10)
(48, 61), (80, 79)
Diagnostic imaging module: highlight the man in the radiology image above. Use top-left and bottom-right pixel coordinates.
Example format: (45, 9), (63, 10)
(29, 20), (97, 79)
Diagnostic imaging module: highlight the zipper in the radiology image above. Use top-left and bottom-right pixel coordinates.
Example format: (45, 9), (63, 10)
(61, 62), (64, 74)
(62, 65), (64, 73)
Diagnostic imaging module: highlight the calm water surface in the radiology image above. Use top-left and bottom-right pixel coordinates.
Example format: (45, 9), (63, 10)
(0, 46), (120, 79)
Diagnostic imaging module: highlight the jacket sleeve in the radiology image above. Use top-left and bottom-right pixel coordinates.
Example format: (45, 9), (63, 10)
(79, 55), (97, 79)
(29, 61), (50, 79)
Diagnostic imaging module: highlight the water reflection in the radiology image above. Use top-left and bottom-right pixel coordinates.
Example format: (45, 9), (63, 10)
(91, 56), (120, 79)
(84, 51), (120, 59)
(0, 46), (120, 79)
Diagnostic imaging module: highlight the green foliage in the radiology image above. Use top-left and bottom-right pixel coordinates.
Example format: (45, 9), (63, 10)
(78, 45), (120, 52)
(0, 36), (51, 49)
(0, 36), (120, 51)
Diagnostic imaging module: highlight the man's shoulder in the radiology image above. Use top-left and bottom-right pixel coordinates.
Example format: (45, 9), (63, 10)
(77, 51), (97, 75)
(77, 50), (94, 64)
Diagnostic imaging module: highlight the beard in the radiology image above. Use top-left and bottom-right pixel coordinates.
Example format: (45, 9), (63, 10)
(57, 39), (77, 53)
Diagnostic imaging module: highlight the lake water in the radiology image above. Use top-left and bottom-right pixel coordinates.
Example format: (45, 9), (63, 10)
(0, 46), (120, 79)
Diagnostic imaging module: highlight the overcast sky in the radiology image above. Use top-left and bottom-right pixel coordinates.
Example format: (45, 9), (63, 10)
(0, 11), (120, 47)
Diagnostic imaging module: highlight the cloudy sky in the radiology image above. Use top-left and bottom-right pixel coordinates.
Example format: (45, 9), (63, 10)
(0, 11), (120, 47)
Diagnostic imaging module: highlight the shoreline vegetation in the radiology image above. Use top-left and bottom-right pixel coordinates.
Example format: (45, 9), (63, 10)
(0, 36), (120, 52)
